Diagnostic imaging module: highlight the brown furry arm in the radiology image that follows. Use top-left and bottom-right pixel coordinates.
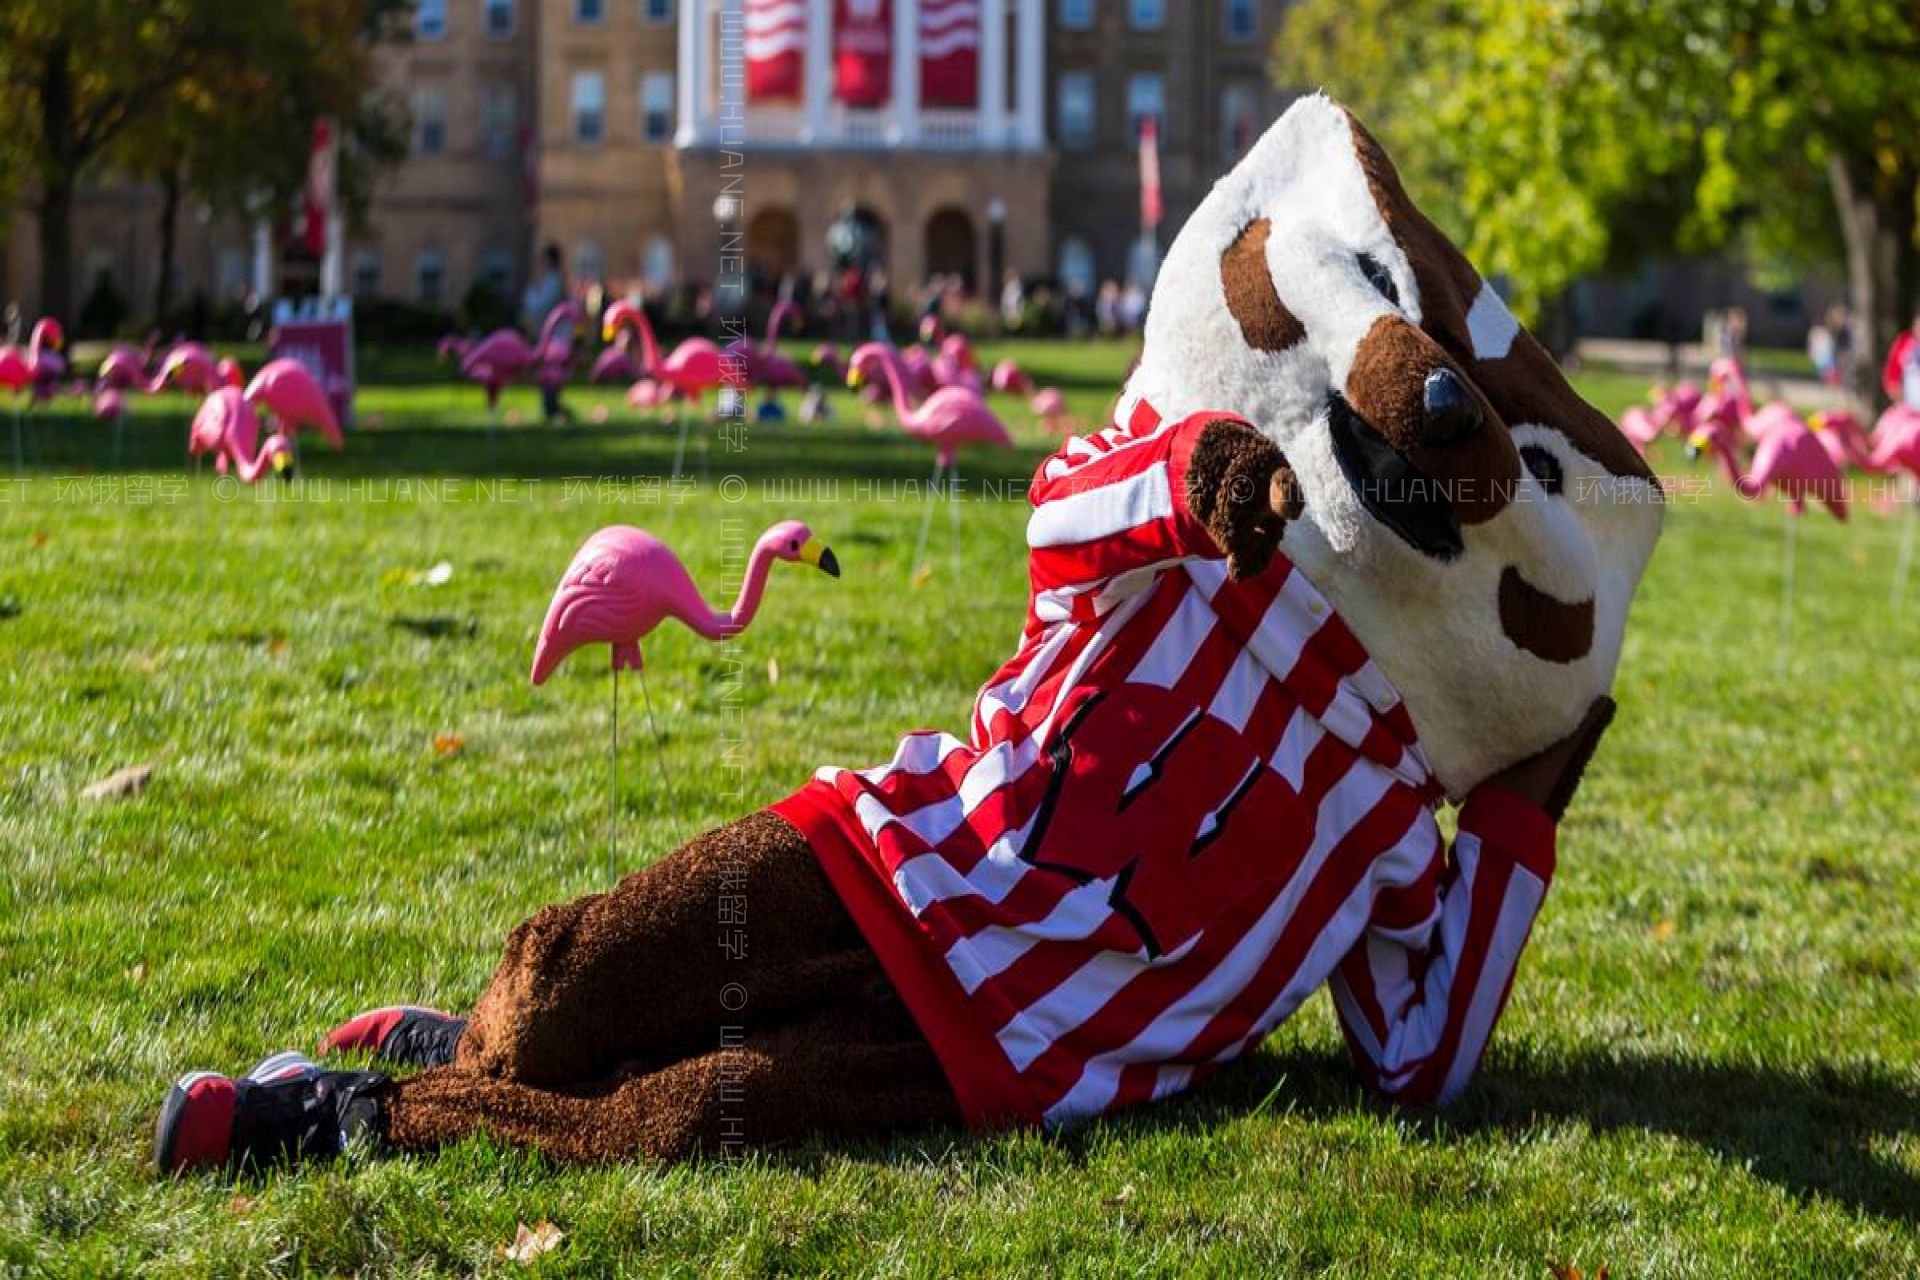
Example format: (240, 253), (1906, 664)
(1184, 419), (1305, 580)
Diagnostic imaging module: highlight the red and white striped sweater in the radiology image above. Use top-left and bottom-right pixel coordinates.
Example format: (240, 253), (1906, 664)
(774, 402), (1558, 1127)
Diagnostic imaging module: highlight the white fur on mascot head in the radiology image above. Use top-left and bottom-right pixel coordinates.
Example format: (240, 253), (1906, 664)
(1120, 94), (1664, 799)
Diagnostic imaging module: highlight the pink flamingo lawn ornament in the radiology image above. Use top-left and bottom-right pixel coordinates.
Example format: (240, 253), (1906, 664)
(1650, 382), (1703, 440)
(848, 341), (1014, 579)
(0, 319), (66, 470)
(530, 521), (841, 875)
(1619, 405), (1661, 457)
(147, 342), (228, 395)
(1868, 403), (1920, 612)
(741, 300), (809, 391)
(605, 299), (726, 477)
(931, 333), (984, 394)
(188, 387), (292, 483)
(1804, 409), (1875, 473)
(1690, 414), (1848, 672)
(991, 358), (1034, 396)
(460, 301), (582, 422)
(1030, 386), (1074, 435)
(244, 359), (344, 467)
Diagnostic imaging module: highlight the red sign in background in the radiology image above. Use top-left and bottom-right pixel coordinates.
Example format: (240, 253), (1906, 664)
(269, 298), (356, 428)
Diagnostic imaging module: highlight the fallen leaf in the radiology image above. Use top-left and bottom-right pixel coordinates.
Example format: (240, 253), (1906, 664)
(1102, 1184), (1133, 1208)
(1650, 919), (1676, 942)
(433, 733), (465, 756)
(228, 1194), (255, 1216)
(912, 562), (934, 588)
(134, 651), (167, 674)
(266, 634), (290, 656)
(30, 530), (48, 547)
(81, 764), (153, 801)
(766, 657), (780, 685)
(1550, 1264), (1608, 1280)
(128, 962), (147, 983)
(499, 1220), (564, 1263)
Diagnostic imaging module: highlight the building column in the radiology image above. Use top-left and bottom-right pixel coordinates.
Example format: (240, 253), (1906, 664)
(980, 0), (1007, 147)
(803, 0), (832, 143)
(676, 0), (707, 146)
(1015, 0), (1044, 150)
(890, 0), (920, 145)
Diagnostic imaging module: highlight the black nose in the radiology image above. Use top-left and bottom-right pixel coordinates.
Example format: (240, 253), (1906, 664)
(1420, 368), (1484, 447)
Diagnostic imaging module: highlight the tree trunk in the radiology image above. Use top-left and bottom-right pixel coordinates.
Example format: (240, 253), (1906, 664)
(154, 166), (182, 322)
(35, 38), (78, 326)
(1828, 150), (1919, 410)
(36, 176), (74, 328)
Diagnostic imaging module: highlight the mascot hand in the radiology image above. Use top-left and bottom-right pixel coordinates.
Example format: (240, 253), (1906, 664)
(1486, 696), (1616, 821)
(1187, 419), (1304, 580)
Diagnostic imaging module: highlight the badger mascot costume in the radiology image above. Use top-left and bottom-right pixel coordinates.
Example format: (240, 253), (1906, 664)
(155, 96), (1664, 1174)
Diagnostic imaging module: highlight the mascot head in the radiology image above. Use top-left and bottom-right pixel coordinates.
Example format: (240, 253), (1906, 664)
(1122, 95), (1664, 798)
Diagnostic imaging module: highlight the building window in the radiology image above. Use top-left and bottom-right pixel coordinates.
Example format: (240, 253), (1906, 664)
(643, 236), (677, 289)
(575, 239), (605, 285)
(480, 84), (517, 160)
(572, 72), (607, 144)
(1058, 0), (1094, 30)
(1059, 238), (1095, 296)
(640, 73), (675, 141)
(417, 251), (446, 305)
(352, 250), (382, 297)
(1056, 72), (1095, 150)
(1223, 0), (1256, 41)
(480, 248), (514, 291)
(1128, 0), (1164, 30)
(414, 85), (448, 155)
(1221, 83), (1258, 163)
(1127, 73), (1165, 142)
(642, 0), (673, 21)
(416, 0), (447, 39)
(576, 0), (605, 22)
(218, 249), (247, 298)
(483, 0), (515, 39)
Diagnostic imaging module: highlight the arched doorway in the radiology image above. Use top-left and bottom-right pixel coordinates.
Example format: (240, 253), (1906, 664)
(746, 207), (801, 279)
(924, 208), (978, 293)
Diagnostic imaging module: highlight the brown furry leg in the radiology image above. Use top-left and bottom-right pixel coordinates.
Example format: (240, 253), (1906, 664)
(457, 811), (873, 1086)
(383, 998), (959, 1163)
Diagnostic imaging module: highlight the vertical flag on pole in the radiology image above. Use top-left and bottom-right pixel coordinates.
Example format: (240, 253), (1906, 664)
(745, 0), (807, 101)
(835, 0), (893, 107)
(920, 0), (980, 108)
(301, 118), (335, 258)
(1138, 113), (1163, 233)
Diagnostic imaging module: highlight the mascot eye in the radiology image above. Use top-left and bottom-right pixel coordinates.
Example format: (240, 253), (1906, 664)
(1358, 253), (1399, 307)
(1521, 445), (1566, 496)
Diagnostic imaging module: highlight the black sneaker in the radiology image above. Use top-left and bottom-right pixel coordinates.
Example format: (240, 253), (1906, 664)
(318, 1006), (467, 1069)
(154, 1051), (387, 1176)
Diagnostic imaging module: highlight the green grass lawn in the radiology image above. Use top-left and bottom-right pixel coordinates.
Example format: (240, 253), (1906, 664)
(1, 339), (1916, 1277)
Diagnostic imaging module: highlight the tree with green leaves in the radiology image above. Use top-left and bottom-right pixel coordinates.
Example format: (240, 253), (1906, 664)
(0, 0), (407, 325)
(1278, 0), (1920, 401)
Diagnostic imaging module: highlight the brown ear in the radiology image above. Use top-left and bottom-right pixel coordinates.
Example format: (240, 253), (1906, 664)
(1221, 218), (1304, 353)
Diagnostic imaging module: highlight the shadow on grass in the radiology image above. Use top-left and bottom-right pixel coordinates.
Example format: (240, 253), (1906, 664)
(1039, 1046), (1920, 1225)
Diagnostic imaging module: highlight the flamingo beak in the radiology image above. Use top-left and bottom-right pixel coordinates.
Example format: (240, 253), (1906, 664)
(846, 368), (864, 390)
(799, 536), (840, 578)
(272, 451), (291, 474)
(1686, 431), (1708, 459)
(601, 320), (618, 342)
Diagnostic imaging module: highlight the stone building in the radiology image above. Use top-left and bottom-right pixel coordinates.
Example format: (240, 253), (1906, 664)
(3, 1), (1295, 322)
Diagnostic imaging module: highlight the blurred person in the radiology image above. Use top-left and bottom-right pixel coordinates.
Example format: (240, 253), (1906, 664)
(1882, 307), (1920, 409)
(1119, 278), (1148, 333)
(1807, 318), (1836, 386)
(1096, 280), (1121, 336)
(1827, 304), (1853, 388)
(1000, 269), (1026, 330)
(522, 243), (574, 425)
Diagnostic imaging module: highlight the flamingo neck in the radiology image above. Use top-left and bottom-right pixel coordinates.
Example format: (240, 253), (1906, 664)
(878, 351), (916, 420)
(628, 308), (662, 370)
(763, 302), (791, 354)
(690, 527), (785, 639)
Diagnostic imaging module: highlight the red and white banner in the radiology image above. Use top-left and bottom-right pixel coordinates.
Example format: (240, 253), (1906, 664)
(835, 0), (891, 108)
(745, 0), (806, 102)
(1139, 113), (1163, 231)
(921, 0), (979, 108)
